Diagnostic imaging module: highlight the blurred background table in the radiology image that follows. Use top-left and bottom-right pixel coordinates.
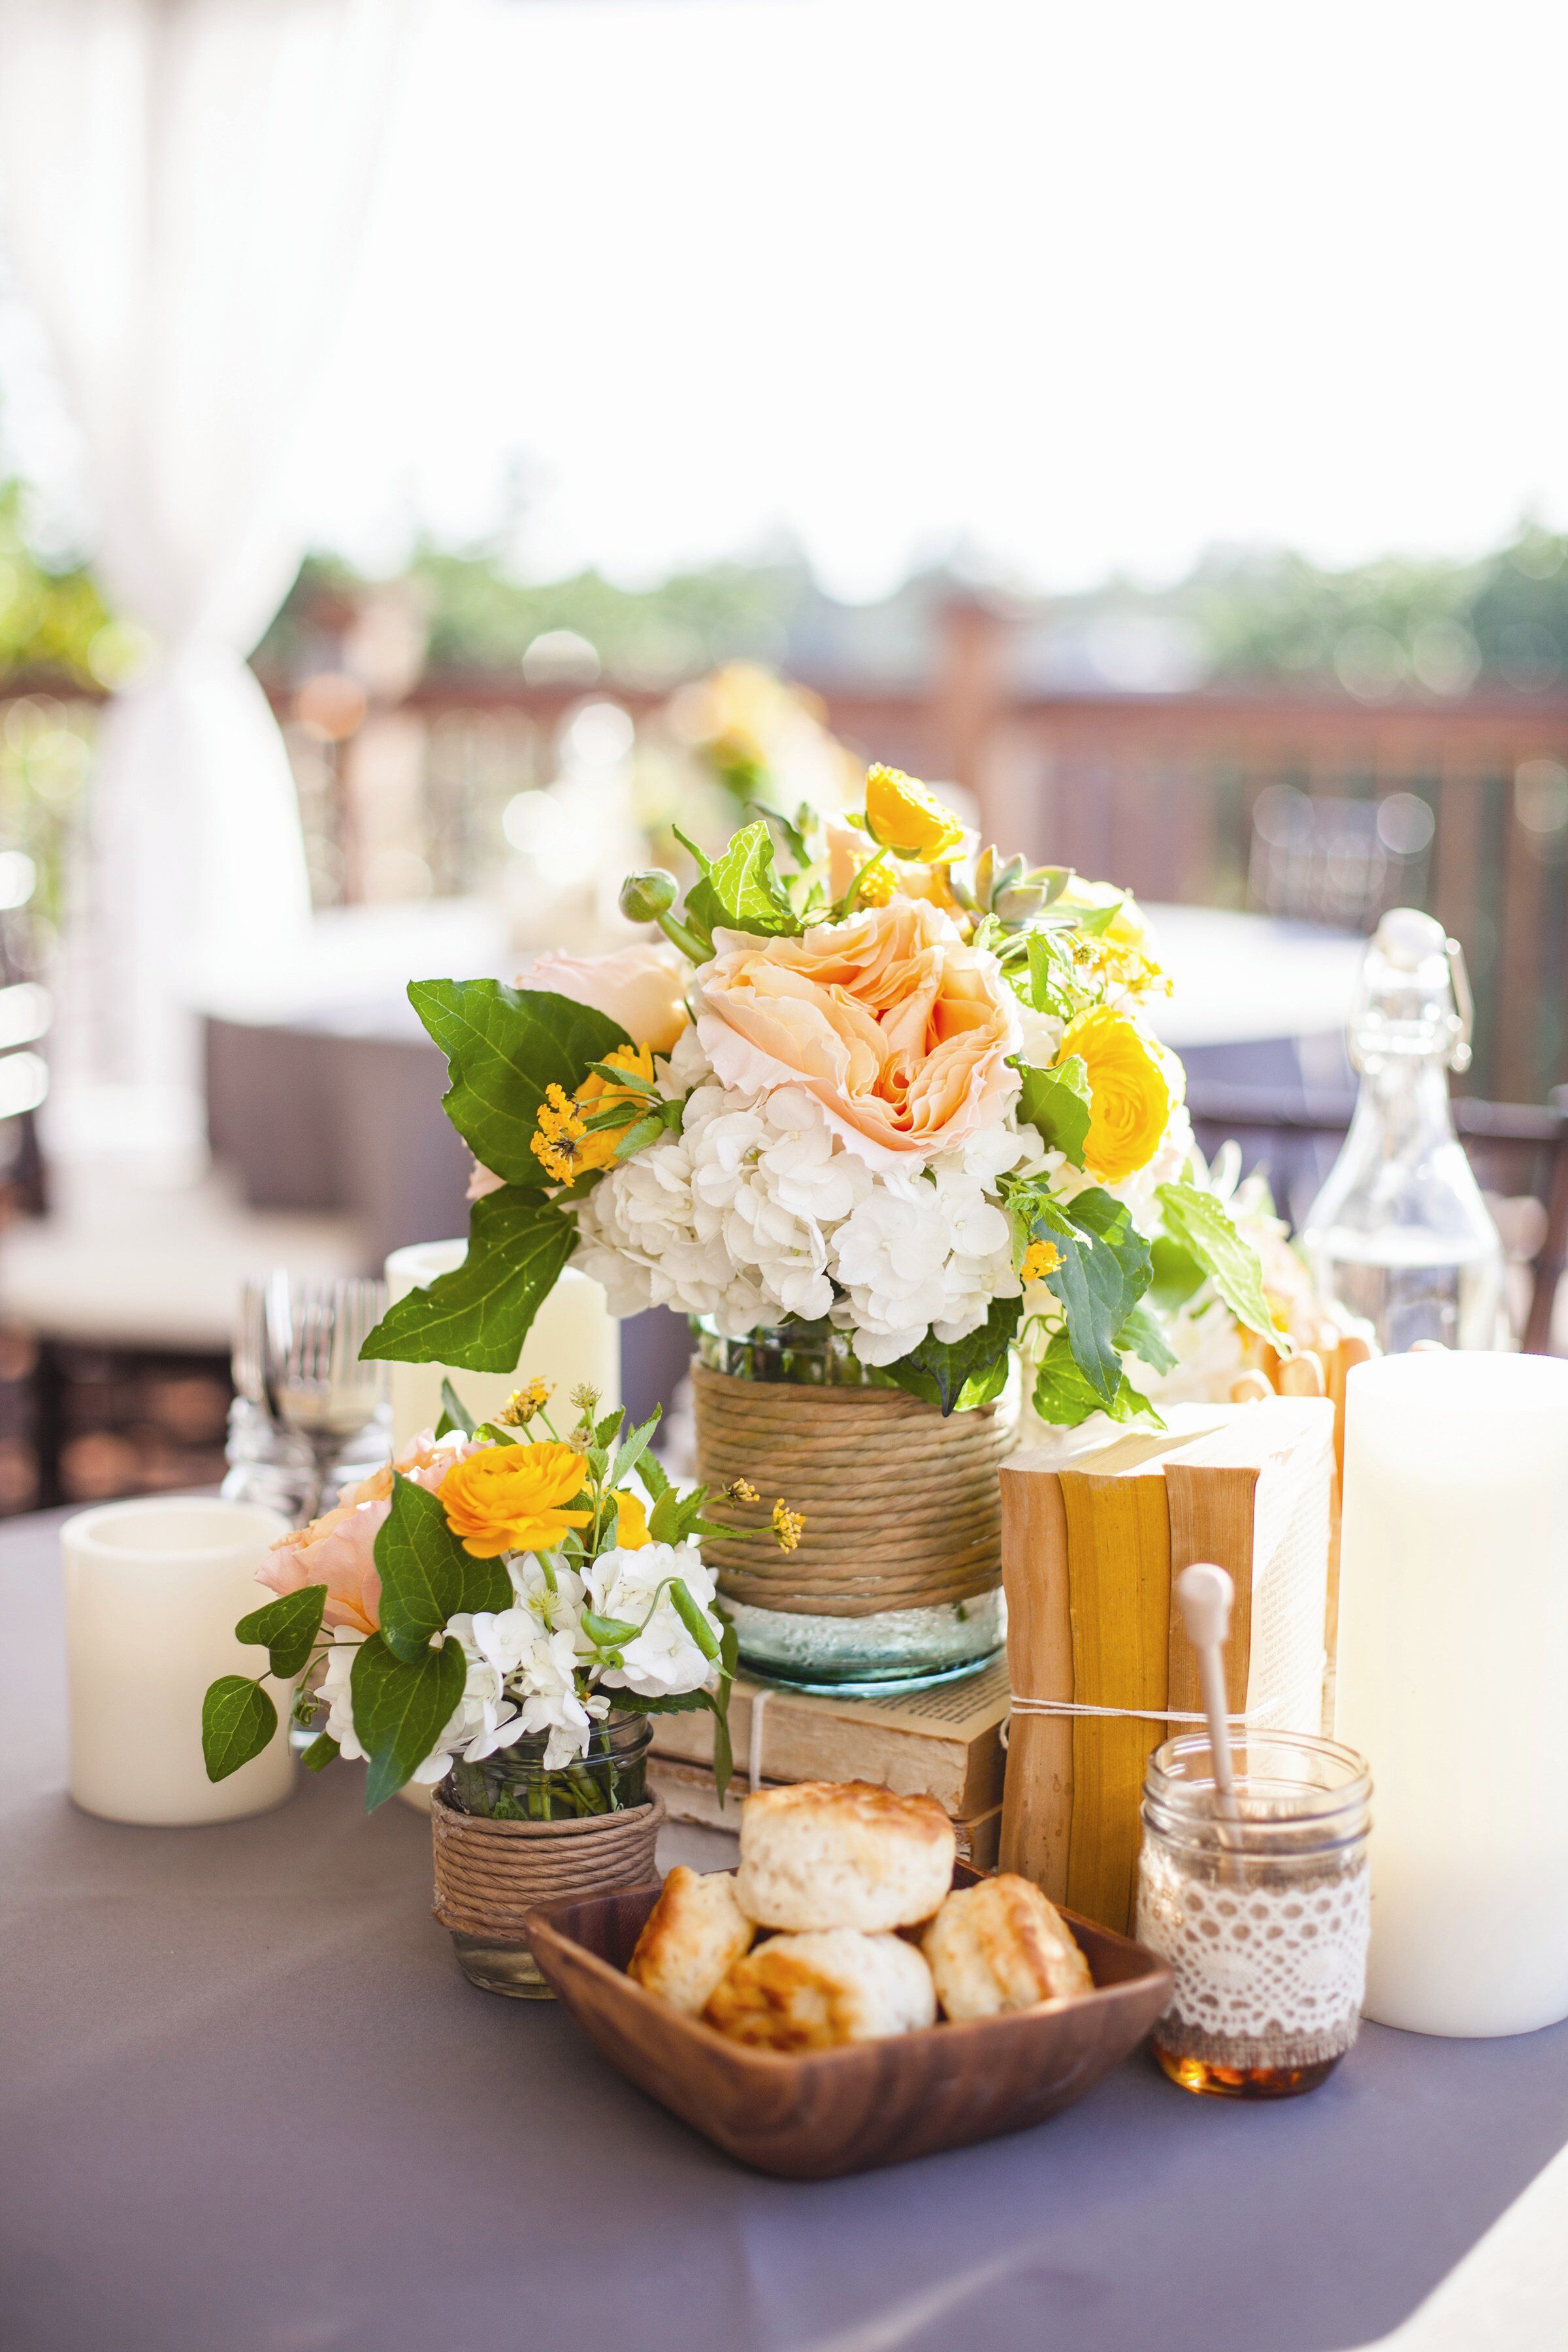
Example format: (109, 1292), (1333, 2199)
(199, 898), (1365, 1266)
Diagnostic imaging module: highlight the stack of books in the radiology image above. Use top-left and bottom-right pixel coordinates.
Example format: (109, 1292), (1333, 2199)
(647, 1658), (1011, 1867)
(998, 1396), (1335, 1933)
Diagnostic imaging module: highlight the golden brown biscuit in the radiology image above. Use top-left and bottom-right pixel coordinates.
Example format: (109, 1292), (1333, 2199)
(627, 1867), (754, 2017)
(922, 1873), (1093, 2020)
(705, 1928), (938, 2050)
(734, 1780), (956, 1932)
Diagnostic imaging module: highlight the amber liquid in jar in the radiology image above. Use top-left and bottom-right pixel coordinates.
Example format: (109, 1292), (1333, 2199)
(1151, 2045), (1343, 2100)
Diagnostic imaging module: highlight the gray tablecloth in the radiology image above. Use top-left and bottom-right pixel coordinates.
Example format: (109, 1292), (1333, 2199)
(4, 1507), (1567, 2352)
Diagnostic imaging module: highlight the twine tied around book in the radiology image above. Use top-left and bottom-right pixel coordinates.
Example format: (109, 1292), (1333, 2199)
(692, 1363), (1017, 1617)
(1001, 1658), (1326, 1745)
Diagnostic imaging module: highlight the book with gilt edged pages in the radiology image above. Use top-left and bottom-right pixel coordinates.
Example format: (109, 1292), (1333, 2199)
(998, 1397), (1335, 1935)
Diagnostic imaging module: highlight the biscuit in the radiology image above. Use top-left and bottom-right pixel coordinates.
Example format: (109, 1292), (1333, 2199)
(627, 1867), (754, 2017)
(922, 1873), (1093, 2020)
(705, 1929), (938, 2050)
(733, 1780), (956, 1932)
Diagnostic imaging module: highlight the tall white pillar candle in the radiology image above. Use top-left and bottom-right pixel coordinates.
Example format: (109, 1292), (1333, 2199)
(1336, 1352), (1568, 2035)
(63, 1496), (295, 1825)
(384, 1243), (619, 1450)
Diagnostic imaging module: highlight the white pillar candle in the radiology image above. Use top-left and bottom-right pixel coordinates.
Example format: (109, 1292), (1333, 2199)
(384, 1242), (619, 1451)
(1336, 1352), (1568, 2035)
(63, 1496), (295, 1826)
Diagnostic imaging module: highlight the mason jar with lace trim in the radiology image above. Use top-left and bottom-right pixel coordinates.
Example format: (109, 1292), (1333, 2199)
(1135, 1730), (1372, 2099)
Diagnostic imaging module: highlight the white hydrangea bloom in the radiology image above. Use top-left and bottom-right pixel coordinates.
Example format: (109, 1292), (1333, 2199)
(577, 1048), (1045, 1369)
(583, 1540), (721, 1700)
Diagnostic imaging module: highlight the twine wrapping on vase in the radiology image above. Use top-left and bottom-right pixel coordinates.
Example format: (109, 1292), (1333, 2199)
(430, 1785), (666, 1938)
(692, 1362), (1017, 1618)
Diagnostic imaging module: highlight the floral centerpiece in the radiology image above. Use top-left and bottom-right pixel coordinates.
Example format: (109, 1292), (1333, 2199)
(199, 1384), (785, 1813)
(350, 762), (1282, 1688)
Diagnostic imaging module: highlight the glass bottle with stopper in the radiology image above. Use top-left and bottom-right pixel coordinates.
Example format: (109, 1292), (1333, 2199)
(1301, 907), (1505, 1352)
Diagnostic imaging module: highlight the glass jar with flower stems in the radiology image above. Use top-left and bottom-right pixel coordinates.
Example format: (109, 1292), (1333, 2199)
(197, 1375), (797, 1992)
(344, 756), (1285, 1693)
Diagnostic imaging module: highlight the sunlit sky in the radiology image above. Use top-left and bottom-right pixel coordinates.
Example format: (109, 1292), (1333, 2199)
(10, 0), (1568, 601)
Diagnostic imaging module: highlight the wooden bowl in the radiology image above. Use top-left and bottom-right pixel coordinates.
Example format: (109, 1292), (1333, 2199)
(524, 1868), (1173, 2179)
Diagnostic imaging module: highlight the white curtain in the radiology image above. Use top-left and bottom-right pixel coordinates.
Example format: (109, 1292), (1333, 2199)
(0, 0), (417, 1124)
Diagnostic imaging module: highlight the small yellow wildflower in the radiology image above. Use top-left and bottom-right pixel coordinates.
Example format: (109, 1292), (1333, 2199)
(611, 1489), (651, 1549)
(1073, 934), (1171, 999)
(863, 764), (967, 863)
(494, 1377), (553, 1428)
(724, 1477), (760, 1504)
(853, 857), (897, 907)
(439, 1443), (593, 1560)
(772, 1498), (806, 1552)
(1020, 1239), (1062, 1284)
(529, 1045), (657, 1184)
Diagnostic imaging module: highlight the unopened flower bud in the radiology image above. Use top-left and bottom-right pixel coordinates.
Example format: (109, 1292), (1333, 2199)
(619, 869), (678, 923)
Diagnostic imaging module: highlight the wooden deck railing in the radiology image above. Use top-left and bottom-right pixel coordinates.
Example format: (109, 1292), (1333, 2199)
(5, 607), (1568, 1101)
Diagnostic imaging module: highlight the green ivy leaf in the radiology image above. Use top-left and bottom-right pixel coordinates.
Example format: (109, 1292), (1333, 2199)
(234, 1584), (328, 1681)
(699, 819), (800, 936)
(408, 978), (630, 1188)
(1017, 1056), (1091, 1166)
(360, 1186), (577, 1371)
(350, 1633), (468, 1810)
(1076, 897), (1126, 936)
(1149, 1233), (1207, 1315)
(1024, 928), (1074, 1017)
(376, 1473), (512, 1665)
(1018, 1184), (1152, 1407)
(1031, 1330), (1160, 1429)
(435, 1379), (476, 1441)
(1117, 1299), (1180, 1376)
(201, 1676), (278, 1783)
(1156, 1180), (1286, 1348)
(878, 1294), (1022, 1415)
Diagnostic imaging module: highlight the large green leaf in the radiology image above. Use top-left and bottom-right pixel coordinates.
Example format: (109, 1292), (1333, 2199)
(1156, 1180), (1286, 1348)
(409, 979), (630, 1186)
(1031, 1330), (1159, 1429)
(350, 1633), (468, 1810)
(877, 1296), (1022, 1416)
(374, 1473), (512, 1665)
(359, 1186), (577, 1371)
(201, 1676), (278, 1783)
(234, 1585), (327, 1680)
(1019, 1184), (1152, 1407)
(1017, 1056), (1090, 1166)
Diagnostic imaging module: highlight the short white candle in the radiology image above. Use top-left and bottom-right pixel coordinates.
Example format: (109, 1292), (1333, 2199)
(1336, 1352), (1568, 2036)
(63, 1496), (295, 1826)
(383, 1243), (620, 1450)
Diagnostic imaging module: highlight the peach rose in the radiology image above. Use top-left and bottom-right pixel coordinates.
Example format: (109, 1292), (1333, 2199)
(255, 1433), (474, 1637)
(694, 898), (1020, 1169)
(523, 941), (690, 1054)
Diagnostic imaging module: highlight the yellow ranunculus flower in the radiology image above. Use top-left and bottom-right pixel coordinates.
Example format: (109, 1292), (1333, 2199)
(611, 1488), (651, 1549)
(863, 764), (967, 864)
(1058, 1007), (1171, 1184)
(439, 1443), (593, 1560)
